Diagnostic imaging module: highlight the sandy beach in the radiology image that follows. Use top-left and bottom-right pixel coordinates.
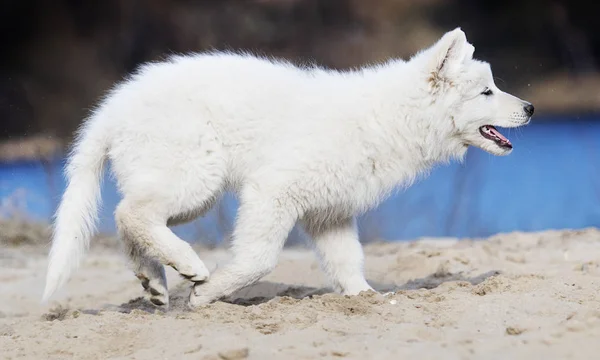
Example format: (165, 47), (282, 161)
(1, 225), (600, 359)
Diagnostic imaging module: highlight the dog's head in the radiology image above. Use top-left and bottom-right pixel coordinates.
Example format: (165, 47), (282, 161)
(417, 28), (533, 156)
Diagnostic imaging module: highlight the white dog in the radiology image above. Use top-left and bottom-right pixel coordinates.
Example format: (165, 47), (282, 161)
(42, 28), (533, 307)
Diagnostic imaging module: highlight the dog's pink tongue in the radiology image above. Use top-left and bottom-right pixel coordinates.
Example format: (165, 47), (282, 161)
(488, 126), (510, 144)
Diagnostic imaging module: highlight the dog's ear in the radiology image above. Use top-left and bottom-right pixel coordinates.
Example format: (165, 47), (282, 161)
(463, 42), (475, 62)
(429, 28), (471, 79)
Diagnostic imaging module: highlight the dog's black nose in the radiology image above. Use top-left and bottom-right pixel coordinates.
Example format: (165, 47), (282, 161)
(524, 103), (535, 117)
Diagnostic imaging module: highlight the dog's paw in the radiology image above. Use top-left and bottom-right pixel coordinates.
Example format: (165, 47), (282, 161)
(173, 259), (210, 283)
(137, 273), (169, 307)
(188, 283), (220, 308)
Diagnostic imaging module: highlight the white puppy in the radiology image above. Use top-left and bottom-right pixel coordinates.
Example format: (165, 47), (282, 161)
(42, 28), (533, 307)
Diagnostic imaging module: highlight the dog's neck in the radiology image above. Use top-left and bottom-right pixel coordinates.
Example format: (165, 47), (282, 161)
(351, 61), (469, 193)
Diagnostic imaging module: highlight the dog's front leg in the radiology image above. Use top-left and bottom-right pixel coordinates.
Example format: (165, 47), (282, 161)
(189, 194), (297, 307)
(302, 215), (374, 295)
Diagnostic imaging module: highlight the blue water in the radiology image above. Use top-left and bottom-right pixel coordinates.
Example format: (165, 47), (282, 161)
(1, 117), (599, 242)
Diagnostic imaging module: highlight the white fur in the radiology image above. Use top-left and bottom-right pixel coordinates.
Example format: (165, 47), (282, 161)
(42, 28), (533, 307)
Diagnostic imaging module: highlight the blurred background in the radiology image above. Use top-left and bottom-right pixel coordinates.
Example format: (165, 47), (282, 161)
(1, 0), (599, 245)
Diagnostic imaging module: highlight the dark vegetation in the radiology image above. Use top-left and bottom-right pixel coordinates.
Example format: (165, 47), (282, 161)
(1, 0), (598, 143)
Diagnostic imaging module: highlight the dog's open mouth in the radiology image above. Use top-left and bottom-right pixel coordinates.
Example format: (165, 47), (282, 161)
(479, 125), (512, 149)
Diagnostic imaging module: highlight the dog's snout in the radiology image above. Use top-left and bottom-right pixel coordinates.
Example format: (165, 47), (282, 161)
(523, 103), (535, 117)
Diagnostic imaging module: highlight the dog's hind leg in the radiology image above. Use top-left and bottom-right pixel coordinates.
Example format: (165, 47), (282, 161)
(116, 198), (213, 307)
(112, 131), (227, 306)
(120, 229), (169, 306)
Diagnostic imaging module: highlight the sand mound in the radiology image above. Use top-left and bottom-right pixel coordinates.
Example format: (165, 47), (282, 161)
(1, 228), (600, 359)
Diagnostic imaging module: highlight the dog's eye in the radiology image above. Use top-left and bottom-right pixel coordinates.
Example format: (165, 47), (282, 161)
(481, 88), (493, 96)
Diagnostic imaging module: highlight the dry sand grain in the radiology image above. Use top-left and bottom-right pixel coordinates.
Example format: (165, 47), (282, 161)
(1, 228), (600, 359)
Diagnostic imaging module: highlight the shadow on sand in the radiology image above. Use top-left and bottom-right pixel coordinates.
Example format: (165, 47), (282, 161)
(102, 268), (503, 313)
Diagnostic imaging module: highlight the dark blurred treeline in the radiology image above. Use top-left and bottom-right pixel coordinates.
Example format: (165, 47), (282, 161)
(1, 0), (599, 144)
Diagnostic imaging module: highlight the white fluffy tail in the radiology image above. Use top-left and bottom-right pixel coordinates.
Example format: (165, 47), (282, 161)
(42, 119), (109, 302)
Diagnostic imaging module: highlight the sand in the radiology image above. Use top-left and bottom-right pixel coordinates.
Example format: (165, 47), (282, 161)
(1, 227), (600, 359)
